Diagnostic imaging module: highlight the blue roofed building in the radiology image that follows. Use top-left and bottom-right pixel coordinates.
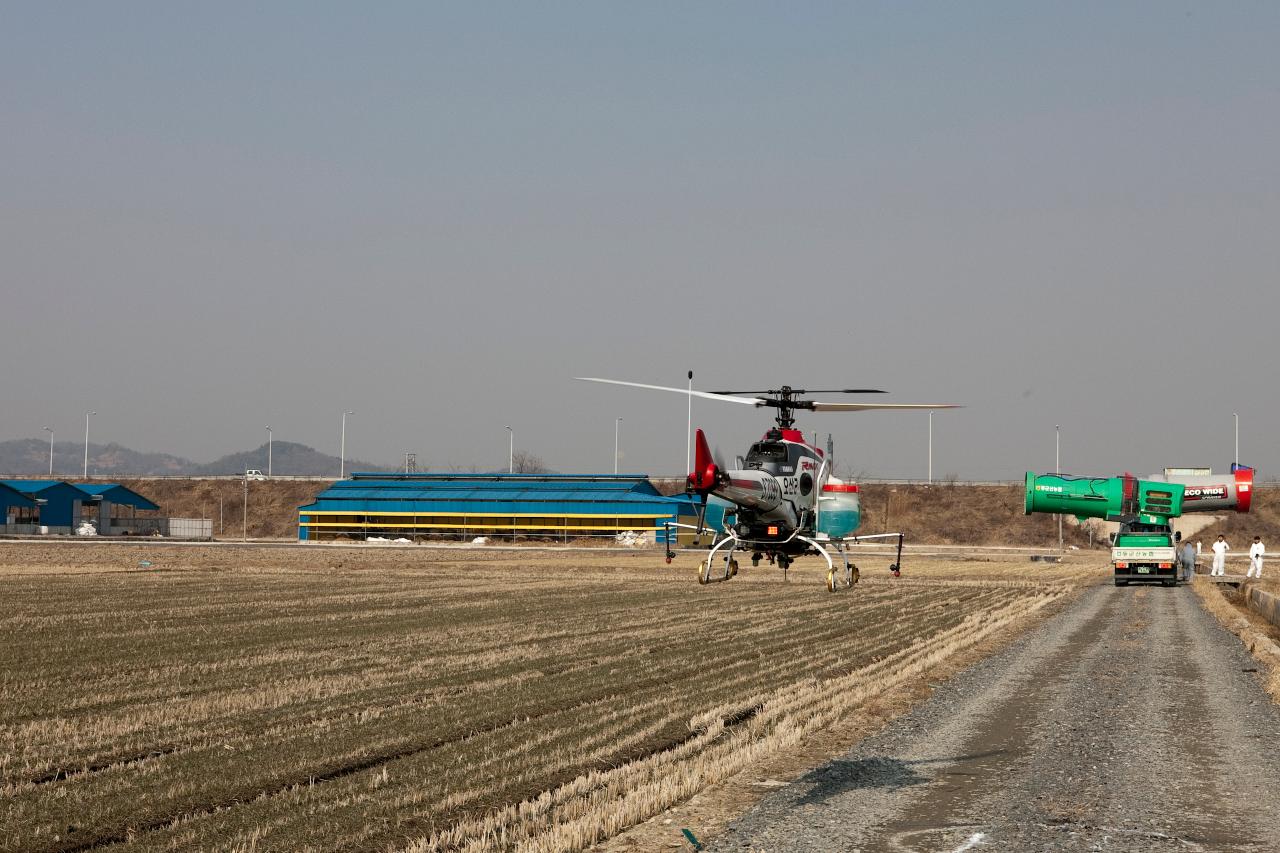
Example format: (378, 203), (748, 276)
(298, 473), (701, 543)
(0, 481), (87, 531)
(0, 480), (162, 534)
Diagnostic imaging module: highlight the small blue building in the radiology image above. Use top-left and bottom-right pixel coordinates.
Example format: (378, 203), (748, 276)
(298, 473), (700, 543)
(0, 480), (160, 533)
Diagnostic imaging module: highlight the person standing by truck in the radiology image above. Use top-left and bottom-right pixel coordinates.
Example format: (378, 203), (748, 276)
(1211, 535), (1230, 576)
(1182, 539), (1197, 581)
(1248, 536), (1265, 578)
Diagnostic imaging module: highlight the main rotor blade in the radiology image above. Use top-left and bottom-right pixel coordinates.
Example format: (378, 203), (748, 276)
(574, 377), (764, 406)
(810, 402), (961, 412)
(712, 389), (887, 395)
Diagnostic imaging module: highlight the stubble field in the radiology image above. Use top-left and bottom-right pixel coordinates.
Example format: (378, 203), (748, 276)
(0, 543), (1104, 852)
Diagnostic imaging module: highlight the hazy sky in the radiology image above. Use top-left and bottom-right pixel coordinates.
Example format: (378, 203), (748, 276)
(2, 2), (1277, 479)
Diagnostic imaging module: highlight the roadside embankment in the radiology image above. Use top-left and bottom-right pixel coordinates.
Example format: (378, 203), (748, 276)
(1246, 584), (1280, 630)
(1192, 577), (1280, 701)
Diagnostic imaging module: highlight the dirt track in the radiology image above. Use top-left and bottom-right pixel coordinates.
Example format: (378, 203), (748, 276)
(707, 581), (1280, 852)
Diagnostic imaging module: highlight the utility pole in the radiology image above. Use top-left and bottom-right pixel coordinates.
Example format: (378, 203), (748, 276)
(242, 472), (248, 542)
(928, 411), (933, 484)
(266, 425), (273, 478)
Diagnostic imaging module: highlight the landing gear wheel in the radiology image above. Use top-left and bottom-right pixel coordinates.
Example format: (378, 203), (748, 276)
(728, 559), (739, 578)
(698, 562), (710, 584)
(751, 552), (761, 567)
(665, 556), (673, 565)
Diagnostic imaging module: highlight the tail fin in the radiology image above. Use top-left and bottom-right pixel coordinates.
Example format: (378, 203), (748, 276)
(688, 428), (720, 492)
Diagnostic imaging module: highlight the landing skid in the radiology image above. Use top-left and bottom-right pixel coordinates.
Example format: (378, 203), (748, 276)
(663, 523), (903, 592)
(693, 530), (860, 592)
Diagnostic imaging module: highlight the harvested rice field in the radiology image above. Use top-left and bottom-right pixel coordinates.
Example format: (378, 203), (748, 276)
(0, 543), (1106, 852)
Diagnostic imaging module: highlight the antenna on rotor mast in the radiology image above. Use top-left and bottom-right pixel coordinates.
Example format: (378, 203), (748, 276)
(685, 370), (693, 475)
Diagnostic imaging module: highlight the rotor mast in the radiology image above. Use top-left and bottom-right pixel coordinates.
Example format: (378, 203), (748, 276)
(767, 386), (803, 429)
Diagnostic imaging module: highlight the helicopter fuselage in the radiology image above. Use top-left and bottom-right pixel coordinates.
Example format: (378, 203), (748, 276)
(704, 427), (853, 554)
(575, 376), (941, 586)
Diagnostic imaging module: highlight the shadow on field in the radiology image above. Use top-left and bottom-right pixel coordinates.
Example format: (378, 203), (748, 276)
(792, 750), (1006, 805)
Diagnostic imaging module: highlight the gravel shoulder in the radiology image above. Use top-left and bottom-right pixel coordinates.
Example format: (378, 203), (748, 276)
(708, 582), (1280, 852)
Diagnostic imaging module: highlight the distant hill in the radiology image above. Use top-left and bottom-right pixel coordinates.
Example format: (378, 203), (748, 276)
(0, 438), (388, 477)
(197, 441), (389, 477)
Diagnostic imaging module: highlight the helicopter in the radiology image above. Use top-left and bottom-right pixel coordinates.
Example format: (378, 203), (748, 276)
(576, 377), (958, 591)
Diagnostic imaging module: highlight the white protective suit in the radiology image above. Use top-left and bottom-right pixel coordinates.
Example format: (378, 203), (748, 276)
(1248, 541), (1265, 578)
(1212, 539), (1230, 576)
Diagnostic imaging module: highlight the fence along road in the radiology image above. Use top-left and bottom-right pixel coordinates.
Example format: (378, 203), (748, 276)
(706, 582), (1280, 852)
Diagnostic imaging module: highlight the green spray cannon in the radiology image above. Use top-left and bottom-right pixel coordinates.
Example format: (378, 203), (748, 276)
(1024, 472), (1185, 525)
(1026, 472), (1187, 586)
(1025, 468), (1254, 587)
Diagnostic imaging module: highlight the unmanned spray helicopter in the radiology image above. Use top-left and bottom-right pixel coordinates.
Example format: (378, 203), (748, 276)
(576, 378), (959, 591)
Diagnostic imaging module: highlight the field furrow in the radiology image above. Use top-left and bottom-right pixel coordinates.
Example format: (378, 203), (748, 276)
(0, 544), (1097, 852)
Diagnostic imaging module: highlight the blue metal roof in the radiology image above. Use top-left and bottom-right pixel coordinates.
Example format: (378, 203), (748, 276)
(0, 483), (37, 508)
(301, 474), (697, 516)
(0, 480), (66, 494)
(70, 483), (160, 511)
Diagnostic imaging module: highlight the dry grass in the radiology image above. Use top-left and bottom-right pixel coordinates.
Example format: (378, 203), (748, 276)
(1190, 576), (1280, 701)
(0, 543), (1101, 852)
(117, 478), (328, 539)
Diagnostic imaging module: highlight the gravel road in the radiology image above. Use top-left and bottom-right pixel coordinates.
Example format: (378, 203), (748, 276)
(707, 582), (1280, 852)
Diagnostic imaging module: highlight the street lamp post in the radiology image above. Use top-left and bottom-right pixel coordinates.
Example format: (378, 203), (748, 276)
(927, 411), (933, 484)
(339, 411), (353, 479)
(43, 426), (54, 476)
(83, 411), (96, 479)
(1055, 424), (1062, 550)
(506, 426), (513, 474)
(266, 426), (273, 478)
(614, 417), (622, 474)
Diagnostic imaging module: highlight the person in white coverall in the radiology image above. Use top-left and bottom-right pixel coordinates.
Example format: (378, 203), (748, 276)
(1211, 535), (1230, 576)
(1248, 536), (1265, 578)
